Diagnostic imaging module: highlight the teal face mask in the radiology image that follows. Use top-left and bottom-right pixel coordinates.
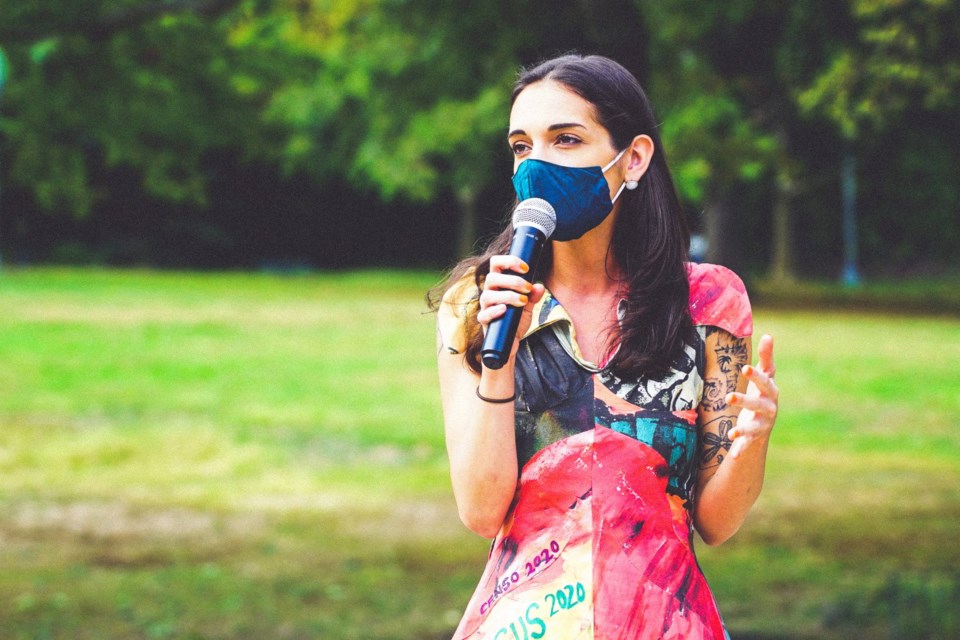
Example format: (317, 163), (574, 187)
(511, 149), (626, 241)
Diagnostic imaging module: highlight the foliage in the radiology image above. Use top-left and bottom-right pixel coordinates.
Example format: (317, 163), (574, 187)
(637, 1), (785, 203)
(0, 1), (958, 274)
(782, 0), (960, 273)
(634, 0), (960, 275)
(265, 0), (520, 202)
(798, 0), (960, 139)
(0, 0), (303, 215)
(0, 0), (518, 217)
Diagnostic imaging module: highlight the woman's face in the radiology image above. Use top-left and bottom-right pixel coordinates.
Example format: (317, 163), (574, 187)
(508, 80), (622, 181)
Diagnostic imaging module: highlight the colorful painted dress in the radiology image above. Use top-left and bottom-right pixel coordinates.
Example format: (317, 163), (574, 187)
(439, 263), (753, 640)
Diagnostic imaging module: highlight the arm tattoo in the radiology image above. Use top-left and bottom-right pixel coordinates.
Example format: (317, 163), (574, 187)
(712, 327), (749, 389)
(701, 376), (726, 412)
(698, 328), (749, 468)
(699, 415), (736, 468)
(699, 328), (749, 413)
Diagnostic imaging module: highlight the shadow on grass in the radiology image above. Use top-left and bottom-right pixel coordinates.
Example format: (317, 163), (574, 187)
(0, 497), (490, 639)
(822, 572), (959, 640)
(5, 495), (956, 639)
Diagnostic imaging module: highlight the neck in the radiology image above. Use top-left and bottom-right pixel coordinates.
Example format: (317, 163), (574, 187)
(546, 220), (623, 297)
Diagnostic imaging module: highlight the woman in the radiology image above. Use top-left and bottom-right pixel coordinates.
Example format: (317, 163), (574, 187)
(432, 54), (779, 639)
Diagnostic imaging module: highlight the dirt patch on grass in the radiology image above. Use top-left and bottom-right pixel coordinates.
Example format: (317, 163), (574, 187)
(342, 498), (467, 542)
(6, 500), (263, 542)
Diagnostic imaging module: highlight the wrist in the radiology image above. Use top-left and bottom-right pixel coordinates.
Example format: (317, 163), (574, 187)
(478, 364), (515, 399)
(476, 386), (516, 404)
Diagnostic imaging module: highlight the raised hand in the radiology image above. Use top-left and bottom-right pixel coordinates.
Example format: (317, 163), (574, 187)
(726, 334), (778, 459)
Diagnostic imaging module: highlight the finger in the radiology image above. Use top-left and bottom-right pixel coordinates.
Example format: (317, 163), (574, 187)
(477, 303), (508, 326)
(728, 433), (767, 459)
(489, 255), (529, 275)
(485, 272), (533, 294)
(756, 334), (775, 378)
(480, 289), (529, 311)
(740, 365), (779, 399)
(728, 434), (749, 460)
(725, 392), (776, 417)
(729, 419), (773, 440)
(728, 415), (770, 458)
(729, 419), (774, 449)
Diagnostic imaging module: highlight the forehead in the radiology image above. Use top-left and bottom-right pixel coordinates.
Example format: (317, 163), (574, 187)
(509, 80), (600, 132)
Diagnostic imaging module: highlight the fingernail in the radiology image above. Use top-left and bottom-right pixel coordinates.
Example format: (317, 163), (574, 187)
(726, 394), (737, 405)
(519, 262), (529, 273)
(518, 295), (529, 304)
(742, 365), (752, 376)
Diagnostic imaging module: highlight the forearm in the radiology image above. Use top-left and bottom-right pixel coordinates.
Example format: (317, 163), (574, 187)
(442, 363), (519, 537)
(694, 435), (769, 545)
(437, 258), (545, 538)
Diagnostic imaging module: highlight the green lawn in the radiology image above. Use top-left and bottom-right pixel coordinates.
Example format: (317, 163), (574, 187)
(1, 268), (957, 639)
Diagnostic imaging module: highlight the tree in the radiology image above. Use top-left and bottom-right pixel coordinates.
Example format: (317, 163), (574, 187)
(257, 0), (521, 258)
(2, 0), (654, 259)
(638, 1), (859, 279)
(797, 0), (960, 280)
(0, 0), (303, 216)
(264, 0), (650, 259)
(798, 0), (960, 140)
(4, 1), (955, 272)
(0, 44), (8, 268)
(640, 0), (960, 279)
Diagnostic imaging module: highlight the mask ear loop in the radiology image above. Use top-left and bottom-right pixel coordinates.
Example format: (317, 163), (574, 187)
(603, 148), (629, 204)
(602, 148), (627, 173)
(610, 181), (628, 204)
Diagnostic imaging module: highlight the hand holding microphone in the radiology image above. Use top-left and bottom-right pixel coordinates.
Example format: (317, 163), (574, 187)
(478, 199), (557, 370)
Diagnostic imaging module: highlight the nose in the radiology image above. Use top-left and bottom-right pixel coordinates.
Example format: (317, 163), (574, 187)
(514, 147), (545, 172)
(528, 145), (547, 161)
(521, 144), (556, 167)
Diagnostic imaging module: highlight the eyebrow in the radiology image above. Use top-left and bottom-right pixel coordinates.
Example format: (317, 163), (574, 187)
(507, 122), (587, 138)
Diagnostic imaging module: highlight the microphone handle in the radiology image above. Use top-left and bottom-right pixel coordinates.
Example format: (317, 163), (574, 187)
(480, 225), (547, 370)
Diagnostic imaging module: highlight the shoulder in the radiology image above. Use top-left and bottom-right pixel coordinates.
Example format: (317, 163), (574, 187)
(686, 262), (753, 338)
(437, 270), (479, 355)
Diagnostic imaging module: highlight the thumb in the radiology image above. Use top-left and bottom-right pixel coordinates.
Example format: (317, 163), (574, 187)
(528, 283), (546, 305)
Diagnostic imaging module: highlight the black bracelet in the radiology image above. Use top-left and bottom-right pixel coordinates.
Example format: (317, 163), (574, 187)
(476, 386), (516, 404)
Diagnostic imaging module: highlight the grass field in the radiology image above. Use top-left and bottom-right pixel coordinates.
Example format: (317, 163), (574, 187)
(0, 268), (957, 639)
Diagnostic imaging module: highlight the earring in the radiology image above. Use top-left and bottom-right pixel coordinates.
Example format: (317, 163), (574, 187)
(625, 180), (639, 190)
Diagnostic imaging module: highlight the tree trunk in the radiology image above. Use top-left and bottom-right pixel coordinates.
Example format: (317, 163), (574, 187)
(704, 187), (733, 267)
(840, 149), (861, 286)
(455, 186), (478, 260)
(768, 169), (796, 282)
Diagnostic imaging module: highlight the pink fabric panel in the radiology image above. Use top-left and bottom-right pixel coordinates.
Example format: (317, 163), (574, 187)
(687, 263), (753, 338)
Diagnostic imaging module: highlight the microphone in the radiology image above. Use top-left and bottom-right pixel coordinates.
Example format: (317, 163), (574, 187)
(481, 198), (557, 370)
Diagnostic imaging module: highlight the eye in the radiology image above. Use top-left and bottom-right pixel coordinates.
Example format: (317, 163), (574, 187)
(556, 133), (582, 146)
(510, 141), (531, 156)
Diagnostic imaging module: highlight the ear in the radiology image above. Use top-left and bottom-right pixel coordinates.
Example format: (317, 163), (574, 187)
(625, 134), (654, 183)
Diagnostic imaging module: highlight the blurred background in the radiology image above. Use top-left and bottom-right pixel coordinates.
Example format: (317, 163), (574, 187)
(0, 1), (957, 639)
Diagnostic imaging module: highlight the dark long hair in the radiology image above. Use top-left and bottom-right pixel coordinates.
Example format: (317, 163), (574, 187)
(429, 54), (691, 380)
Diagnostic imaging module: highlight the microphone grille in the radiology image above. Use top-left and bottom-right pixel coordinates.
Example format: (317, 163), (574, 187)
(513, 198), (557, 238)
